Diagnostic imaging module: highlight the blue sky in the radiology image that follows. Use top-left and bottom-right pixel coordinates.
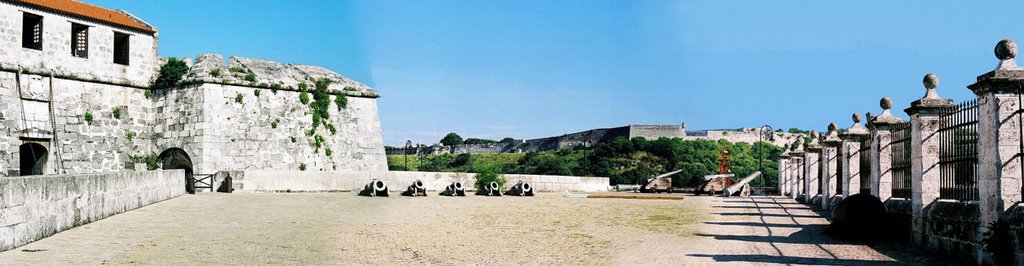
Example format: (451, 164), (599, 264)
(92, 0), (1021, 145)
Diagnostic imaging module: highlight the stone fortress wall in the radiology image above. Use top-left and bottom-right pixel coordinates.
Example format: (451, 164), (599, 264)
(166, 55), (387, 174)
(0, 1), (387, 178)
(388, 124), (804, 155)
(684, 128), (805, 148)
(0, 1), (162, 177)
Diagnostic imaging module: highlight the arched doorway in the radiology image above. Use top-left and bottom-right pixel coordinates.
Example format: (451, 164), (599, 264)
(19, 143), (47, 176)
(158, 148), (194, 194)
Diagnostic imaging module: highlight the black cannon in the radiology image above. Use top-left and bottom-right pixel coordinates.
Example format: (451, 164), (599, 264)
(402, 179), (428, 197)
(359, 179), (389, 197)
(505, 180), (534, 196)
(440, 181), (466, 196)
(476, 181), (502, 196)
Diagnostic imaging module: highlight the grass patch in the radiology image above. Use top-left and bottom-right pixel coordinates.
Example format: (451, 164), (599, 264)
(648, 214), (673, 221)
(567, 233), (593, 239)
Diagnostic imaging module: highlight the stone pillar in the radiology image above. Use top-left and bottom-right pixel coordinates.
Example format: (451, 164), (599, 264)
(790, 156), (798, 198)
(841, 112), (870, 198)
(790, 144), (805, 200)
(967, 39), (1024, 258)
(871, 97), (905, 202)
(822, 124), (842, 209)
(805, 132), (822, 204)
(905, 73), (953, 245)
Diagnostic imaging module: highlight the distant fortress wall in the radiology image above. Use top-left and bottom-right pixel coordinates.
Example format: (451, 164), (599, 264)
(684, 128), (805, 148)
(386, 124), (804, 155)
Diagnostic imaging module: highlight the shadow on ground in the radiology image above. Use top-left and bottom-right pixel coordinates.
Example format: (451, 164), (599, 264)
(688, 196), (958, 265)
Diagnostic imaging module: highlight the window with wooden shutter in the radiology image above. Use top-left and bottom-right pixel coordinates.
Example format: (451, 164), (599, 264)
(71, 23), (88, 58)
(113, 32), (129, 65)
(22, 13), (43, 50)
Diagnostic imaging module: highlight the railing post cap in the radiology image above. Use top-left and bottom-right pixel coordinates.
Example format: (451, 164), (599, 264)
(996, 39), (1017, 60)
(924, 73), (939, 89)
(907, 73), (954, 115)
(873, 96), (906, 125)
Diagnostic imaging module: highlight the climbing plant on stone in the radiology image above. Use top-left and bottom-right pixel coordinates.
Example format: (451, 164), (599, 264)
(335, 94), (347, 110)
(112, 106), (123, 119)
(310, 78), (332, 130)
(83, 111), (94, 124)
(152, 57), (188, 90)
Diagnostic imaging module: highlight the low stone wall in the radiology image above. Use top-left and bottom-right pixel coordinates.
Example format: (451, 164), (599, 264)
(884, 199), (913, 243)
(0, 170), (185, 252)
(1005, 204), (1024, 265)
(923, 201), (982, 263)
(233, 171), (609, 193)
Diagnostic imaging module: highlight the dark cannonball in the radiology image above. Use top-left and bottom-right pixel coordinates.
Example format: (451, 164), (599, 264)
(829, 193), (887, 241)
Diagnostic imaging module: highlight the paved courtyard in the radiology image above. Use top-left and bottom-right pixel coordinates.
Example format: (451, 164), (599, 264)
(0, 193), (953, 265)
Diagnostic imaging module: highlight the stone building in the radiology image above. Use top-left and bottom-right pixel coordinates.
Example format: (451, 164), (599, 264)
(0, 1), (387, 184)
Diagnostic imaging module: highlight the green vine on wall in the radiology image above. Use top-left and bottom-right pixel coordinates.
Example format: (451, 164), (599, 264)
(125, 153), (158, 170)
(310, 78), (332, 130)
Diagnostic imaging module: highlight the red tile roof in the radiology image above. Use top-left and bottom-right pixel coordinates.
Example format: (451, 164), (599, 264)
(11, 0), (154, 33)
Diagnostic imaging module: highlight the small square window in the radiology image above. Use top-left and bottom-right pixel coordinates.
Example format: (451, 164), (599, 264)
(113, 32), (129, 65)
(71, 23), (88, 58)
(22, 13), (42, 50)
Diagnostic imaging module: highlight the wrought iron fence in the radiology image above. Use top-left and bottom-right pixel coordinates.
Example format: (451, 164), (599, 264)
(800, 159), (806, 195)
(890, 121), (912, 199)
(817, 154), (823, 195)
(937, 99), (979, 201)
(859, 139), (872, 194)
(836, 146), (844, 195)
(1018, 92), (1024, 200)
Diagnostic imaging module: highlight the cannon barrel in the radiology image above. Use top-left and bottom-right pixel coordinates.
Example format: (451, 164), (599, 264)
(505, 180), (534, 196)
(402, 179), (428, 197)
(642, 169), (681, 193)
(440, 181), (466, 196)
(722, 171), (761, 197)
(359, 179), (390, 197)
(702, 173), (735, 181)
(653, 169), (684, 180)
(476, 181), (502, 196)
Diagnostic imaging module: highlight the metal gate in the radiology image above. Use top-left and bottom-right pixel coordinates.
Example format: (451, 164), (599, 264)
(1018, 91), (1024, 199)
(937, 99), (979, 201)
(890, 122), (912, 199)
(859, 139), (872, 194)
(836, 146), (844, 195)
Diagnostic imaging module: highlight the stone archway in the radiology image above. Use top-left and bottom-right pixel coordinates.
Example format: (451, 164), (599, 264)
(19, 143), (47, 176)
(158, 148), (194, 194)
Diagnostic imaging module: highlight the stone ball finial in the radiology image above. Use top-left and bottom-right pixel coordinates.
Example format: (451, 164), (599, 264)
(996, 39), (1018, 60)
(828, 122), (837, 132)
(852, 112), (862, 123)
(923, 73), (938, 89)
(880, 96), (893, 110)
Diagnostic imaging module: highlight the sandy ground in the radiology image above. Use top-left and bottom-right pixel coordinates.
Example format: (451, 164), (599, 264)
(0, 193), (953, 265)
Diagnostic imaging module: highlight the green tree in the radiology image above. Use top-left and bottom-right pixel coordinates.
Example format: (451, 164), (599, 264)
(440, 133), (464, 145)
(464, 138), (497, 145)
